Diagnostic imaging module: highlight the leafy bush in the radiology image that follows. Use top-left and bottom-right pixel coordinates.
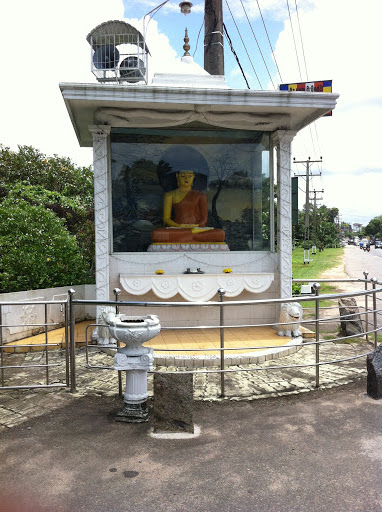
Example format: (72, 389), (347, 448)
(0, 145), (95, 292)
(0, 197), (92, 293)
(0, 145), (93, 197)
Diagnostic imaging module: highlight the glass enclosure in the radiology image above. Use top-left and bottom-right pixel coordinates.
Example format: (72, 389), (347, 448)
(111, 128), (270, 252)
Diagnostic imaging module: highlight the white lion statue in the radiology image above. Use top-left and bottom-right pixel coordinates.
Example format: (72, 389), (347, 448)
(92, 306), (117, 346)
(277, 302), (303, 337)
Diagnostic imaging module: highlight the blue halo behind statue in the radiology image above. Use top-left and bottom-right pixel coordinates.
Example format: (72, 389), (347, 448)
(161, 145), (209, 176)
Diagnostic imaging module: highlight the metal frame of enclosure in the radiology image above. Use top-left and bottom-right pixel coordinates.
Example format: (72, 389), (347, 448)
(0, 300), (69, 390)
(1, 275), (382, 396)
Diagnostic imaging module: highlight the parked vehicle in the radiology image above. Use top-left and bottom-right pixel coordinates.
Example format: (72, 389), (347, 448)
(375, 241), (382, 249)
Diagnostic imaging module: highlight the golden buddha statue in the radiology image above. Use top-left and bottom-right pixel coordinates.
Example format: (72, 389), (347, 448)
(151, 146), (225, 245)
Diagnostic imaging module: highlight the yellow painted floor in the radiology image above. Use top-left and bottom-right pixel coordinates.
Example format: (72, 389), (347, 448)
(2, 321), (313, 355)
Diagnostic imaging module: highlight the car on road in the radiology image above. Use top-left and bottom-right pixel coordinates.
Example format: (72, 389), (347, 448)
(375, 241), (382, 249)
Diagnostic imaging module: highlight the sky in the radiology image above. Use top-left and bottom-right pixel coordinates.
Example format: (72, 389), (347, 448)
(0, 0), (381, 227)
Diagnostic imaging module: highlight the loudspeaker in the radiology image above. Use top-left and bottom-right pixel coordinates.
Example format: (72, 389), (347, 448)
(120, 56), (145, 78)
(93, 45), (120, 69)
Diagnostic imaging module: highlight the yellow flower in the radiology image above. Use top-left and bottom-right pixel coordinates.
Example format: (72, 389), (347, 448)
(47, 258), (50, 262)
(223, 268), (232, 273)
(155, 269), (164, 274)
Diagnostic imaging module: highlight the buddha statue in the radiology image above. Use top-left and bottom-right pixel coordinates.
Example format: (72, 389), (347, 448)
(151, 146), (225, 246)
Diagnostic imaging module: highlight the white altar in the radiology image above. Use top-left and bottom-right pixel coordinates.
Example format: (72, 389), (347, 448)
(120, 273), (274, 302)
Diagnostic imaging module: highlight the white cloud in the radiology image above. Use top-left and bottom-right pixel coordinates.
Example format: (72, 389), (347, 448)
(0, 0), (124, 167)
(273, 0), (382, 224)
(125, 17), (181, 78)
(0, 1), (189, 167)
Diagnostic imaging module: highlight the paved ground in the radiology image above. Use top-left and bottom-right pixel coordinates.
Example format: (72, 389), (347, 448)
(1, 247), (381, 511)
(1, 378), (382, 512)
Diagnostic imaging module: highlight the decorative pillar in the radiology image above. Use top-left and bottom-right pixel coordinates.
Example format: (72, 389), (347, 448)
(271, 130), (297, 299)
(89, 125), (111, 320)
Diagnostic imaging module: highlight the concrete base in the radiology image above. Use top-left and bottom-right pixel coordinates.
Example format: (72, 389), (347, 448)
(115, 401), (149, 423)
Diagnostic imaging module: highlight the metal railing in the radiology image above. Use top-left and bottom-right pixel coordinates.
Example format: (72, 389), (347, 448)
(69, 274), (382, 397)
(0, 300), (69, 390)
(2, 273), (381, 396)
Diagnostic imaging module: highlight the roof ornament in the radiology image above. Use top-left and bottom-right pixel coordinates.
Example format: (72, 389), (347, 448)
(183, 28), (191, 57)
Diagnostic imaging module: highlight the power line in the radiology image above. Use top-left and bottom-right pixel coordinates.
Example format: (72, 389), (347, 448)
(294, 0), (322, 156)
(223, 23), (250, 89)
(286, 0), (303, 80)
(256, 0), (283, 83)
(293, 157), (322, 261)
(193, 19), (205, 57)
(294, 0), (309, 81)
(239, 0), (276, 89)
(224, 0), (263, 89)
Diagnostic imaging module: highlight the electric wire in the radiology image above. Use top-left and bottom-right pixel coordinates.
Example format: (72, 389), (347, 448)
(224, 0), (263, 89)
(223, 23), (251, 89)
(256, 0), (283, 83)
(193, 19), (205, 57)
(294, 0), (322, 157)
(286, 0), (303, 80)
(294, 0), (309, 81)
(239, 0), (276, 89)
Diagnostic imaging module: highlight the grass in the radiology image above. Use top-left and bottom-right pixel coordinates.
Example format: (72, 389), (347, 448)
(292, 247), (344, 279)
(292, 247), (344, 308)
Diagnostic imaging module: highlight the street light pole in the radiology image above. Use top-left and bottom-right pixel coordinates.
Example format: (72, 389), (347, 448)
(204, 0), (224, 75)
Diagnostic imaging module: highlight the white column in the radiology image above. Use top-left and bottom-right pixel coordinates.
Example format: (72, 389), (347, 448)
(271, 130), (297, 299)
(89, 125), (111, 305)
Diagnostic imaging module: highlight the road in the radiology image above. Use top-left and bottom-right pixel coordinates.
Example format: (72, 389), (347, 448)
(344, 244), (382, 282)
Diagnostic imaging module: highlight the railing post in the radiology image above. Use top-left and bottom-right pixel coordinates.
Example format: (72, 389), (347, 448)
(218, 288), (226, 398)
(68, 289), (76, 393)
(44, 303), (49, 385)
(312, 282), (321, 388)
(113, 287), (123, 398)
(113, 288), (121, 314)
(64, 301), (70, 387)
(370, 278), (378, 349)
(0, 304), (4, 387)
(363, 271), (369, 342)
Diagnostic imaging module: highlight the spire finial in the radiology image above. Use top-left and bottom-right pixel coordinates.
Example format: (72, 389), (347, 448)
(183, 28), (191, 56)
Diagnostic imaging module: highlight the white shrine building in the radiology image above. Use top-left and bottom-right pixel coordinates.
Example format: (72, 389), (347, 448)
(60, 20), (338, 329)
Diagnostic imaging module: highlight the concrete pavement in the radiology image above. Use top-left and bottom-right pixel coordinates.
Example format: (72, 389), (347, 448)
(1, 378), (382, 512)
(1, 246), (381, 511)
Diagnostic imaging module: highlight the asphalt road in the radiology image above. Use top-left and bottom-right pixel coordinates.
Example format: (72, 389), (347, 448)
(344, 245), (382, 281)
(1, 379), (382, 512)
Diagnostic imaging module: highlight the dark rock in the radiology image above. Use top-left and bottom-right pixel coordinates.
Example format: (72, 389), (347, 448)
(367, 345), (382, 399)
(153, 374), (194, 433)
(338, 297), (363, 336)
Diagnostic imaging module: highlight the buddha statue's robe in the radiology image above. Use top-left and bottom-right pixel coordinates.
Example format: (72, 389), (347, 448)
(151, 189), (225, 243)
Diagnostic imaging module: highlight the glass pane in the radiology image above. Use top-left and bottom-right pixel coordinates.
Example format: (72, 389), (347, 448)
(111, 129), (270, 252)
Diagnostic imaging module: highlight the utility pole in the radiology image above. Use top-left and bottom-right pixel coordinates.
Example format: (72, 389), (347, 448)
(204, 0), (224, 75)
(293, 157), (322, 263)
(310, 189), (324, 253)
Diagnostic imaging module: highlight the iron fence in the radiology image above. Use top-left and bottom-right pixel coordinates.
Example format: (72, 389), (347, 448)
(0, 300), (69, 390)
(1, 274), (381, 397)
(70, 274), (382, 397)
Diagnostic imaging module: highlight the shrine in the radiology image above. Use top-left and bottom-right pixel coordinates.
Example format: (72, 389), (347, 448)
(60, 18), (338, 331)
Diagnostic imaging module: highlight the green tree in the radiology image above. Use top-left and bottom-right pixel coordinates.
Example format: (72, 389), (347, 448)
(293, 204), (340, 248)
(0, 145), (95, 292)
(365, 216), (382, 238)
(0, 198), (92, 293)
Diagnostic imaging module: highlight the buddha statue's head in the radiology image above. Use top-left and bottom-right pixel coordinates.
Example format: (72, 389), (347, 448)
(159, 145), (209, 192)
(176, 170), (195, 189)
